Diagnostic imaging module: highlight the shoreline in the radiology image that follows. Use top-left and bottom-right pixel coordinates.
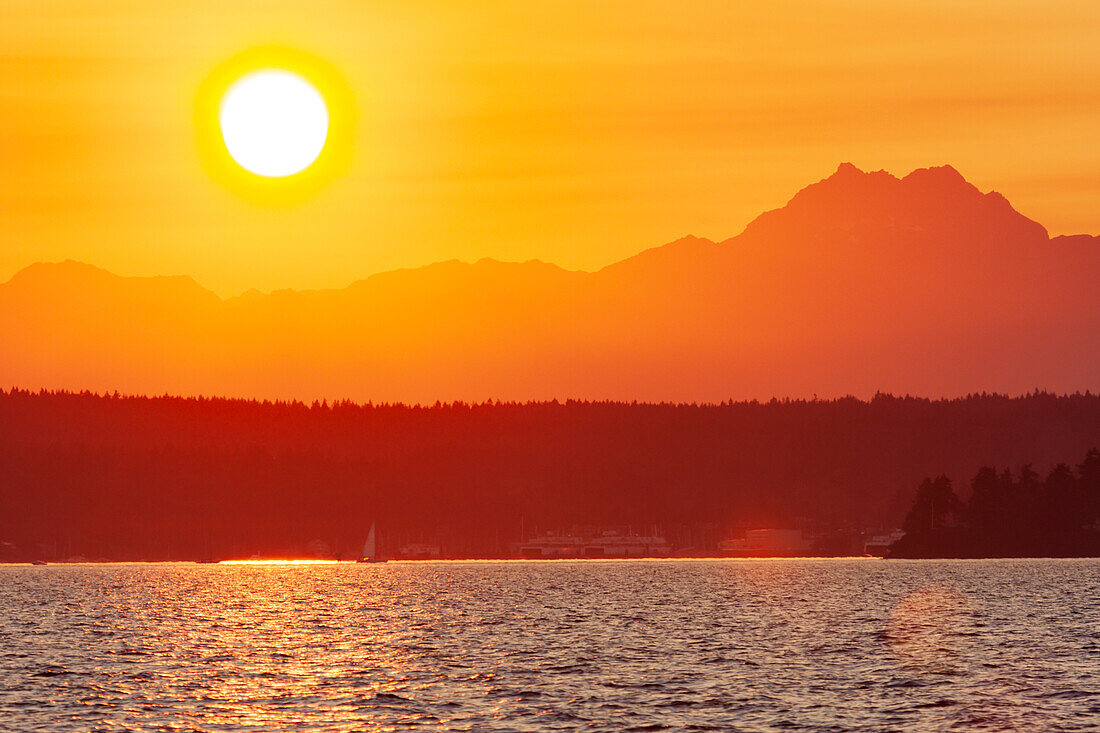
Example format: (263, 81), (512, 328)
(5, 555), (1100, 565)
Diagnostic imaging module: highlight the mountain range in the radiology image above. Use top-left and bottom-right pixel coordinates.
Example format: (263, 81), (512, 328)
(2, 163), (1097, 402)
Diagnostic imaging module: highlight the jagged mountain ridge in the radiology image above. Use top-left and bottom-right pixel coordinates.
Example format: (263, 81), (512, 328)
(1, 164), (1096, 402)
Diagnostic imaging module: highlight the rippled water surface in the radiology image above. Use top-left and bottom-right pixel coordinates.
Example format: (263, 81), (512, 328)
(2, 559), (1099, 731)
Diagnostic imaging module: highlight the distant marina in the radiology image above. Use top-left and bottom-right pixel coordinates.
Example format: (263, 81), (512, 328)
(2, 524), (907, 564)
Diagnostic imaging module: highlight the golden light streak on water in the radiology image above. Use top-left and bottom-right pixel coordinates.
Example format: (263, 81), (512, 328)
(218, 559), (345, 565)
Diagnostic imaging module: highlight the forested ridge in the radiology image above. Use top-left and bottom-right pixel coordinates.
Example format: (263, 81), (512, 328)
(1, 389), (1097, 559)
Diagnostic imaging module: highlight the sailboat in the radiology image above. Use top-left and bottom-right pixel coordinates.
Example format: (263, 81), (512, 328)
(356, 522), (387, 563)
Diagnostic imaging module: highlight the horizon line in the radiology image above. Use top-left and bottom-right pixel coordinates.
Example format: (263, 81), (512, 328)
(4, 386), (1096, 410)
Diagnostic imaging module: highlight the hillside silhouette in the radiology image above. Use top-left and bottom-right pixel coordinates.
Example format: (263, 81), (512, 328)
(1, 164), (1097, 403)
(1, 389), (1098, 560)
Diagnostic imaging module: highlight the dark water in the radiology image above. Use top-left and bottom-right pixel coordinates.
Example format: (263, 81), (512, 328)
(1, 559), (1098, 732)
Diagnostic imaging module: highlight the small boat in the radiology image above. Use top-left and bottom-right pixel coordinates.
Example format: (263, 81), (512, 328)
(31, 560), (47, 566)
(196, 558), (219, 564)
(356, 522), (387, 563)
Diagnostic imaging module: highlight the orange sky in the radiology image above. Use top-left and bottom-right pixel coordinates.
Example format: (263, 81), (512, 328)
(2, 0), (1098, 296)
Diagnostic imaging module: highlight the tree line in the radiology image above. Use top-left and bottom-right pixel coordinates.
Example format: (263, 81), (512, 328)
(1, 389), (1098, 560)
(890, 448), (1100, 558)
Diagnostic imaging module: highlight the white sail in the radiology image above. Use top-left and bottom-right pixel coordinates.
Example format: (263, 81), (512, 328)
(361, 522), (377, 559)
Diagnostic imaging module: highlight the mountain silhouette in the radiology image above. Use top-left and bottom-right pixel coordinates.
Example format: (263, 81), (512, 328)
(1, 164), (1096, 402)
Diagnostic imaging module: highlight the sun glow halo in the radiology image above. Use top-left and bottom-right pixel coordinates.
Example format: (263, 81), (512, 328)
(195, 47), (354, 202)
(220, 70), (328, 177)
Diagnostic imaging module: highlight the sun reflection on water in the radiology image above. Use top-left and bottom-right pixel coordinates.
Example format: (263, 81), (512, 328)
(2, 560), (1092, 731)
(218, 559), (345, 565)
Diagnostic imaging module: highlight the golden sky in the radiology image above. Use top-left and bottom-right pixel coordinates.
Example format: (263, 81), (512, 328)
(2, 0), (1098, 296)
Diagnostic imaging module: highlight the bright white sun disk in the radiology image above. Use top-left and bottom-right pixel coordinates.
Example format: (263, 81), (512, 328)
(219, 70), (328, 177)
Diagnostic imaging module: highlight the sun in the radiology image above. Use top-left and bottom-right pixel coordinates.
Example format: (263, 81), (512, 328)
(220, 70), (329, 177)
(195, 46), (354, 202)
